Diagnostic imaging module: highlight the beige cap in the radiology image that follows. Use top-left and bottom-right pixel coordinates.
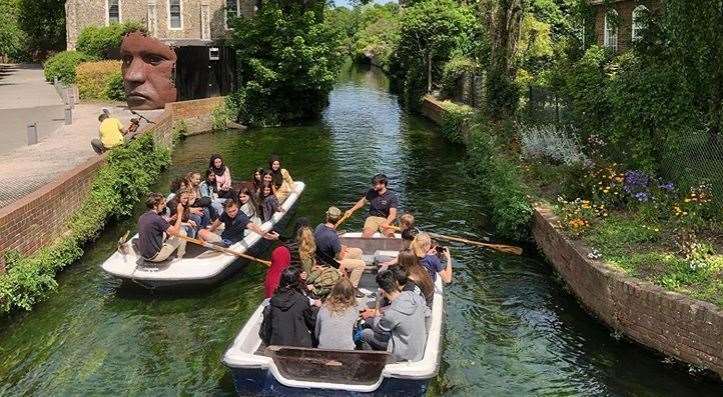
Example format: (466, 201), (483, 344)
(326, 206), (342, 219)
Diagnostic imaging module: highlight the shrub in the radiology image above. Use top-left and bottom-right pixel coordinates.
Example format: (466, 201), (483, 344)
(0, 133), (170, 313)
(75, 60), (123, 100)
(105, 72), (125, 101)
(440, 55), (479, 98)
(467, 122), (533, 240)
(517, 123), (588, 166)
(76, 21), (145, 59)
(438, 100), (474, 144)
(43, 51), (96, 84)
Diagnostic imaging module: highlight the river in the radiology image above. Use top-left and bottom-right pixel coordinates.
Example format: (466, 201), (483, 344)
(0, 63), (720, 396)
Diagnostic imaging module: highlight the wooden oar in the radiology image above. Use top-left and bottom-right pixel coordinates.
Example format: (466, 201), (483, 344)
(385, 225), (523, 255)
(335, 208), (356, 228)
(176, 234), (271, 266)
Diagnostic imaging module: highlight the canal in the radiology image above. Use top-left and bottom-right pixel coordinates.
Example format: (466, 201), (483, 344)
(0, 64), (720, 396)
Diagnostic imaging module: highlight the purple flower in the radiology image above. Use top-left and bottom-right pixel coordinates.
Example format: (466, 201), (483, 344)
(659, 182), (675, 191)
(635, 192), (649, 202)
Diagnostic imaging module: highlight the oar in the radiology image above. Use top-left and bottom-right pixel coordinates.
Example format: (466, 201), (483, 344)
(176, 234), (271, 266)
(335, 208), (356, 228)
(386, 225), (523, 255)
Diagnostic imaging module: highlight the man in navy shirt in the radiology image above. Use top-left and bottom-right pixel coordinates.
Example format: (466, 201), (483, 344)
(198, 199), (278, 246)
(314, 207), (367, 290)
(345, 174), (399, 238)
(137, 192), (187, 261)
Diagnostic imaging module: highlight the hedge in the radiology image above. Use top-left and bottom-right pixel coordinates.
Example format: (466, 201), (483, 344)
(76, 21), (146, 59)
(76, 60), (124, 101)
(438, 100), (474, 144)
(0, 134), (170, 314)
(43, 51), (97, 84)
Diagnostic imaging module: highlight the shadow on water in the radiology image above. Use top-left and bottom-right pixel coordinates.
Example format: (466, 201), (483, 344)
(0, 62), (721, 396)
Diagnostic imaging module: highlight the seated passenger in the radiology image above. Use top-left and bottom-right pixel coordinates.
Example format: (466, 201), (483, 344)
(360, 270), (429, 362)
(237, 188), (262, 226)
(198, 199), (278, 246)
(260, 181), (285, 222)
(186, 188), (212, 229)
(296, 225), (339, 299)
(259, 267), (317, 347)
(137, 192), (186, 262)
(166, 188), (201, 238)
(265, 244), (292, 299)
(251, 168), (264, 195)
(314, 207), (367, 290)
(379, 213), (418, 269)
(209, 154), (234, 199)
(410, 233), (453, 284)
(345, 174), (399, 238)
(199, 169), (225, 217)
(315, 278), (365, 350)
(269, 155), (294, 202)
(395, 250), (435, 307)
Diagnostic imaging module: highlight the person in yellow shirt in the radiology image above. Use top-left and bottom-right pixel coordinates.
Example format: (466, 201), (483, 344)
(91, 113), (127, 154)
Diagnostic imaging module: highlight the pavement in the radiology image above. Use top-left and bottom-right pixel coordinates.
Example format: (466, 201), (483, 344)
(0, 64), (65, 156)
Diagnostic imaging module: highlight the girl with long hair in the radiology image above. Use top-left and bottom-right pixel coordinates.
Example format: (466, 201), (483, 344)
(314, 278), (363, 350)
(397, 249), (435, 307)
(268, 155), (294, 202)
(209, 154), (234, 199)
(237, 187), (261, 226)
(260, 180), (285, 222)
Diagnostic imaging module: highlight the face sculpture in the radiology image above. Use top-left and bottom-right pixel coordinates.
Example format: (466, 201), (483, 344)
(120, 31), (178, 110)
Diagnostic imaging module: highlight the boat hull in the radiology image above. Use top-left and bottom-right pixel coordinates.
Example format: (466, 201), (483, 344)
(229, 368), (431, 397)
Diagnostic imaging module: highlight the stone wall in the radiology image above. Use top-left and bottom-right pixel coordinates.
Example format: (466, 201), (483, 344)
(0, 97), (224, 271)
(533, 205), (723, 378)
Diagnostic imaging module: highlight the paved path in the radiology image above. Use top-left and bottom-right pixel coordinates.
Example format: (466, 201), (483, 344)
(0, 64), (65, 156)
(0, 103), (139, 209)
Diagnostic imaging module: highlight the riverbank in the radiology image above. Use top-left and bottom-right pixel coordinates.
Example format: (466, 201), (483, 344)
(419, 95), (723, 379)
(0, 97), (224, 313)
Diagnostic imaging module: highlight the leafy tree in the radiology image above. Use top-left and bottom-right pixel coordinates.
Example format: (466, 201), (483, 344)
(0, 0), (25, 61)
(391, 0), (476, 105)
(229, 0), (343, 126)
(18, 0), (66, 58)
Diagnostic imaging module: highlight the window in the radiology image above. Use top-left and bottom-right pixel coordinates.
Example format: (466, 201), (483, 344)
(169, 0), (182, 29)
(107, 0), (120, 24)
(225, 0), (239, 30)
(632, 5), (648, 42)
(604, 9), (618, 50)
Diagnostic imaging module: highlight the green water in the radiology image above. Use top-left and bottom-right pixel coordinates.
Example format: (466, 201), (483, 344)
(0, 64), (720, 396)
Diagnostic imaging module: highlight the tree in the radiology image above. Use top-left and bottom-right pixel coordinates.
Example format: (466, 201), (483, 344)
(0, 0), (24, 61)
(393, 0), (476, 99)
(18, 0), (66, 58)
(229, 0), (343, 126)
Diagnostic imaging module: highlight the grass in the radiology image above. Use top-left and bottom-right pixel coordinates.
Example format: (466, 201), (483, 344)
(581, 213), (723, 307)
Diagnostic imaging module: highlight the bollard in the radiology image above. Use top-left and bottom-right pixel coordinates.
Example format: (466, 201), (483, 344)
(64, 105), (72, 125)
(66, 87), (75, 108)
(27, 122), (38, 145)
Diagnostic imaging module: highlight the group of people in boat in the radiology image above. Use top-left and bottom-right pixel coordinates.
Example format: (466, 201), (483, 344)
(136, 154), (294, 263)
(260, 174), (453, 363)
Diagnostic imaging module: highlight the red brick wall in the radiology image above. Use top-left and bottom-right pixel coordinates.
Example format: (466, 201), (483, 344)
(533, 206), (723, 378)
(591, 0), (659, 53)
(0, 97), (225, 271)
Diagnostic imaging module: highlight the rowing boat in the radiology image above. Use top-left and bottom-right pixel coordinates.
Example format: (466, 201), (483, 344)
(221, 232), (444, 396)
(100, 181), (305, 289)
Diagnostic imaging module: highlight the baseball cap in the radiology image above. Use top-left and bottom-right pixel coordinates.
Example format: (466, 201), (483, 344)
(326, 206), (342, 219)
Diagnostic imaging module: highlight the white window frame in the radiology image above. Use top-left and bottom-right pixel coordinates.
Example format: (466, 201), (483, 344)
(604, 9), (618, 50)
(632, 5), (648, 42)
(106, 0), (122, 26)
(224, 0), (241, 30)
(168, 0), (183, 30)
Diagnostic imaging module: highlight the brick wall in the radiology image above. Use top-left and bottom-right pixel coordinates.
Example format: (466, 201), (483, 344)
(533, 206), (723, 378)
(590, 0), (660, 53)
(0, 97), (224, 271)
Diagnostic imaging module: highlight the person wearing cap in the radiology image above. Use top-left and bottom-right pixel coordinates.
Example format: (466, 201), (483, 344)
(314, 207), (367, 292)
(345, 174), (399, 238)
(91, 112), (127, 154)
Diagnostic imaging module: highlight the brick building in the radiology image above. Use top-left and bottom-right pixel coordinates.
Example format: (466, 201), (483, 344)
(65, 0), (256, 50)
(588, 0), (660, 52)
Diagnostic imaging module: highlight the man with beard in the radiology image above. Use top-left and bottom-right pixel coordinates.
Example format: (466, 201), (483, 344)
(344, 173), (399, 238)
(120, 31), (178, 110)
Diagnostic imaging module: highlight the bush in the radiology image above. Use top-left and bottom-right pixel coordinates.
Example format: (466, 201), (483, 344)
(105, 72), (125, 101)
(0, 134), (170, 313)
(438, 100), (474, 144)
(467, 122), (533, 240)
(75, 60), (123, 100)
(440, 55), (479, 98)
(517, 123), (588, 166)
(76, 21), (145, 59)
(43, 51), (96, 84)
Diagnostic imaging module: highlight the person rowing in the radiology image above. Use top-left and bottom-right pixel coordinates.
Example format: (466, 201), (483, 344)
(344, 174), (399, 238)
(198, 199), (278, 246)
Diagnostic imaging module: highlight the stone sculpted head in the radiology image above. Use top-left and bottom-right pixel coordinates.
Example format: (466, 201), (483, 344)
(120, 31), (177, 110)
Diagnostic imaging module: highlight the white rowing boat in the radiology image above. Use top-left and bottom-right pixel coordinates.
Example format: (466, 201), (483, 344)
(221, 232), (444, 396)
(100, 181), (306, 289)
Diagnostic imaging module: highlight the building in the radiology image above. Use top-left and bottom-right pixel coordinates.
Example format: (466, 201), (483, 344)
(588, 0), (660, 52)
(65, 0), (257, 100)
